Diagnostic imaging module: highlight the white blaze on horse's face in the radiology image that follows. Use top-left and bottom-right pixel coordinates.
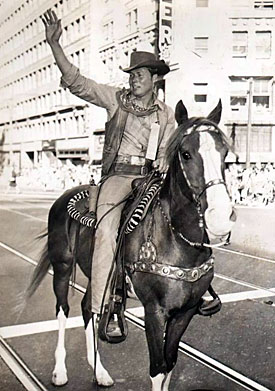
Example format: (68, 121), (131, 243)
(198, 130), (235, 239)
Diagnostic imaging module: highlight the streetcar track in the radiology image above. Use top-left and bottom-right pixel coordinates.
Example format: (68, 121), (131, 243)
(0, 241), (272, 391)
(215, 247), (275, 264)
(0, 336), (48, 391)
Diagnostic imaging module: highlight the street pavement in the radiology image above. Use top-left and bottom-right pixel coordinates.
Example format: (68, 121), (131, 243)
(0, 191), (275, 391)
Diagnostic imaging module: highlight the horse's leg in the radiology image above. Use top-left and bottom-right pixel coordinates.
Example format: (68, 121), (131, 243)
(52, 307), (68, 385)
(51, 260), (72, 386)
(143, 307), (167, 391)
(163, 307), (198, 391)
(82, 282), (114, 387)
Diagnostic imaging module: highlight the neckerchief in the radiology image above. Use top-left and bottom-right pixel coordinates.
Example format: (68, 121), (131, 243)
(118, 89), (159, 117)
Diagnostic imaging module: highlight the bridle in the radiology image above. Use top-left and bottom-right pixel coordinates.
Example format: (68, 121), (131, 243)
(178, 149), (226, 202)
(156, 135), (230, 249)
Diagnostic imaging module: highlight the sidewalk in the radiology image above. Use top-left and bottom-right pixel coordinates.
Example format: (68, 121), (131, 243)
(0, 179), (63, 200)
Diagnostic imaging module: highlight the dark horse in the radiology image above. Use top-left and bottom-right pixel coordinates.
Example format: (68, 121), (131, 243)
(24, 101), (235, 390)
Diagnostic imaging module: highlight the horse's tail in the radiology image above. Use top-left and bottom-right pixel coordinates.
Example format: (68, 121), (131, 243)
(15, 231), (51, 320)
(25, 240), (51, 298)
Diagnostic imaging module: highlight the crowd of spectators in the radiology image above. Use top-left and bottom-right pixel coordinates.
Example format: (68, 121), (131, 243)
(225, 162), (275, 206)
(5, 159), (101, 192)
(3, 160), (275, 207)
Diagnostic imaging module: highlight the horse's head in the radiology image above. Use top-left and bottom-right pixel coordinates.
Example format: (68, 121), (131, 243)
(166, 100), (236, 241)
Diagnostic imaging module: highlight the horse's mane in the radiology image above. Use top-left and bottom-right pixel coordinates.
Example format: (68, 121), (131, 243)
(165, 117), (234, 165)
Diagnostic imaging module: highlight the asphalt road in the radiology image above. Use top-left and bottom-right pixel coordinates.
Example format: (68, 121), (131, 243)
(0, 191), (275, 391)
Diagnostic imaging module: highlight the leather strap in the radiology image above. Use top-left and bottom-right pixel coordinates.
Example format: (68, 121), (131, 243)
(129, 257), (214, 282)
(112, 163), (151, 176)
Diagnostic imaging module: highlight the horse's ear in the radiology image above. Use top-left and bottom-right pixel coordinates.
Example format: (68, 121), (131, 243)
(175, 100), (188, 125)
(207, 99), (222, 124)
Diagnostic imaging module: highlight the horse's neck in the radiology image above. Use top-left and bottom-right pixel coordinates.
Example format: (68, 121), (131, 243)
(159, 163), (206, 245)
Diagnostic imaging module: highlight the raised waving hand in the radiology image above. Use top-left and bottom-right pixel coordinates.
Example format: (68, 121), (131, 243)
(41, 9), (62, 45)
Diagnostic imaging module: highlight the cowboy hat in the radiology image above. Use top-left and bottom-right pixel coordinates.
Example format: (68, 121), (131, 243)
(121, 51), (170, 76)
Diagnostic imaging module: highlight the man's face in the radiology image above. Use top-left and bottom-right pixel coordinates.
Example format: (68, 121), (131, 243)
(129, 67), (156, 98)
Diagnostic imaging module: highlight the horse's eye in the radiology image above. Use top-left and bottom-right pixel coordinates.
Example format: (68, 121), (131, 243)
(182, 151), (191, 160)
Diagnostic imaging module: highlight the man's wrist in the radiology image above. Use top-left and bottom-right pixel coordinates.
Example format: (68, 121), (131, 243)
(48, 40), (61, 50)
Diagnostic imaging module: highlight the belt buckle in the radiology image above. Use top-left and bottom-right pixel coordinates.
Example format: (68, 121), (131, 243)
(141, 166), (148, 176)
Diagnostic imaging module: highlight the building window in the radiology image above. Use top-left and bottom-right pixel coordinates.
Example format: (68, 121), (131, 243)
(253, 78), (270, 109)
(230, 77), (249, 111)
(230, 77), (272, 111)
(194, 94), (207, 102)
(126, 8), (138, 33)
(232, 31), (248, 57)
(194, 37), (208, 55)
(255, 31), (271, 59)
(254, 0), (274, 9)
(103, 20), (114, 41)
(234, 126), (272, 153)
(230, 96), (247, 107)
(196, 0), (208, 6)
(194, 82), (208, 102)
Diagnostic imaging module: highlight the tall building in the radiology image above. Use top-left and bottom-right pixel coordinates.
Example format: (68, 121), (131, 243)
(0, 0), (161, 172)
(166, 0), (275, 164)
(1, 0), (275, 174)
(0, 0), (95, 171)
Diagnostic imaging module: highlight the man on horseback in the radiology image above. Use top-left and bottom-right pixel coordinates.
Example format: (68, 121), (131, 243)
(42, 10), (175, 320)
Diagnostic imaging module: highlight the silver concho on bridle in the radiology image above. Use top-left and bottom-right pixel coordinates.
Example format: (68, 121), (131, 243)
(139, 240), (157, 264)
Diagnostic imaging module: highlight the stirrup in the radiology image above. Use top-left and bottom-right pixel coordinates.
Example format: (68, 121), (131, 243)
(197, 297), (222, 316)
(98, 294), (128, 344)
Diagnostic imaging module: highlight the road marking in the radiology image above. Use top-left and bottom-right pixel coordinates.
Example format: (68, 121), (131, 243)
(215, 272), (275, 297)
(3, 279), (275, 339)
(3, 278), (275, 339)
(0, 242), (39, 266)
(215, 246), (275, 264)
(127, 306), (144, 317)
(0, 206), (47, 223)
(0, 336), (49, 391)
(0, 317), (84, 338)
(218, 288), (275, 303)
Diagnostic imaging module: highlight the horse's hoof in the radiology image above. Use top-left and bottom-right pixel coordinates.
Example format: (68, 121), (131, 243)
(51, 372), (68, 386)
(95, 370), (114, 387)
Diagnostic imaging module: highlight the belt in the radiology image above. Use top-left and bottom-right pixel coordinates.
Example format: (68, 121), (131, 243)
(115, 155), (146, 165)
(112, 163), (150, 176)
